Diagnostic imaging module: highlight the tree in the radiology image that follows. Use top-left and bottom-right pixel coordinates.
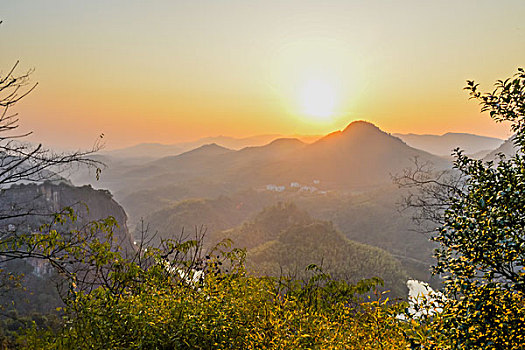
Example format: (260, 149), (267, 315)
(0, 24), (104, 317)
(0, 26), (104, 270)
(14, 214), (408, 349)
(0, 60), (103, 186)
(0, 31), (102, 211)
(399, 68), (525, 349)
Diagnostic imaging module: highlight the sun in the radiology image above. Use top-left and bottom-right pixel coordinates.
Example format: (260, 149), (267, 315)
(299, 78), (337, 121)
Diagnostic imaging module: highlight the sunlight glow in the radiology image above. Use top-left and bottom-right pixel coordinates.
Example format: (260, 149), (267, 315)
(300, 79), (337, 120)
(266, 37), (362, 128)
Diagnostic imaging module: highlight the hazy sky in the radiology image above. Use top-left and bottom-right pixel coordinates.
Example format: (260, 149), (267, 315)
(1, 1), (524, 149)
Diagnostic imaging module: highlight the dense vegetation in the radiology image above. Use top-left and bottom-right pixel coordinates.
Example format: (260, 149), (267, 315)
(0, 212), (411, 349)
(421, 70), (525, 348)
(140, 186), (437, 287)
(217, 202), (408, 297)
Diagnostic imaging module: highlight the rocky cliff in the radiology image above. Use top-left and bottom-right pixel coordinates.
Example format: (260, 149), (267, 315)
(0, 182), (134, 314)
(0, 182), (133, 250)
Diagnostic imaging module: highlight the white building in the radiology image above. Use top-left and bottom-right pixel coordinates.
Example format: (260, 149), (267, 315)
(266, 184), (285, 192)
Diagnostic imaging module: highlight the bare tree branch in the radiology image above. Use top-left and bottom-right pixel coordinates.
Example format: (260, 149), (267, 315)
(0, 61), (105, 223)
(393, 156), (466, 233)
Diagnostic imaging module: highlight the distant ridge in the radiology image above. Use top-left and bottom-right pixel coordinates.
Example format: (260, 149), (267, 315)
(483, 136), (519, 161)
(237, 138), (306, 155)
(177, 143), (233, 158)
(102, 143), (183, 159)
(75, 120), (451, 196)
(288, 120), (449, 187)
(104, 134), (283, 159)
(267, 137), (305, 147)
(394, 132), (504, 156)
(314, 120), (384, 143)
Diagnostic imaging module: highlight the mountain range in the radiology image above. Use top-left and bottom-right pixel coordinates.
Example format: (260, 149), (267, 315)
(102, 134), (320, 160)
(85, 121), (449, 198)
(483, 136), (519, 161)
(394, 132), (504, 157)
(66, 120), (513, 292)
(103, 128), (505, 163)
(4, 121), (516, 316)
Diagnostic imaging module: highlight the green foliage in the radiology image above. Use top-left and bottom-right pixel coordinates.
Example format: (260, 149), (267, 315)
(403, 69), (525, 349)
(434, 150), (525, 291)
(0, 211), (410, 349)
(438, 285), (524, 349)
(466, 68), (525, 145)
(248, 220), (409, 297)
(218, 202), (409, 297)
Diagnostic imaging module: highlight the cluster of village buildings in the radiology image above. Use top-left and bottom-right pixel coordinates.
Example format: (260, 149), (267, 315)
(265, 180), (326, 194)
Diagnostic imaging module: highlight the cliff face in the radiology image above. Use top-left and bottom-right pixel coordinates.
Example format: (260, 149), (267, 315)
(0, 182), (135, 314)
(0, 182), (134, 252)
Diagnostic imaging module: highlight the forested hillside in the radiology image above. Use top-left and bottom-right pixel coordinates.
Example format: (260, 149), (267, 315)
(213, 202), (407, 297)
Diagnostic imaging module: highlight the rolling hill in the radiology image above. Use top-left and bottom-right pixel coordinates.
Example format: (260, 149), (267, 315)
(215, 202), (409, 297)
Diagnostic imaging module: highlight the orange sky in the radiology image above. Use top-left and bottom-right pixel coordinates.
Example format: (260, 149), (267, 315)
(1, 1), (524, 150)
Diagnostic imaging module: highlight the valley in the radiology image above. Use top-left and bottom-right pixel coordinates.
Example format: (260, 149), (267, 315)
(65, 120), (512, 294)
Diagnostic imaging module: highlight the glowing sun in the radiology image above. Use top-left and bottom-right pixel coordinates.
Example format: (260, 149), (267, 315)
(299, 78), (337, 121)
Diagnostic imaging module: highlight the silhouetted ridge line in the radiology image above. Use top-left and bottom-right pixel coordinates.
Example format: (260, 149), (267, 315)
(177, 143), (233, 157)
(342, 120), (383, 134)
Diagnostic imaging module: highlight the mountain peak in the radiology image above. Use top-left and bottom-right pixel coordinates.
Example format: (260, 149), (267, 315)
(313, 120), (390, 146)
(342, 120), (383, 134)
(179, 143), (232, 157)
(267, 138), (305, 147)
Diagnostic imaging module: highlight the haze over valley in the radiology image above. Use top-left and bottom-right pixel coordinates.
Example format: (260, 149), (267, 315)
(3, 116), (518, 314)
(65, 120), (517, 292)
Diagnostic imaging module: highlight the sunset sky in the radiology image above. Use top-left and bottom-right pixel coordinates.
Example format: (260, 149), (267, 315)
(1, 0), (524, 150)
